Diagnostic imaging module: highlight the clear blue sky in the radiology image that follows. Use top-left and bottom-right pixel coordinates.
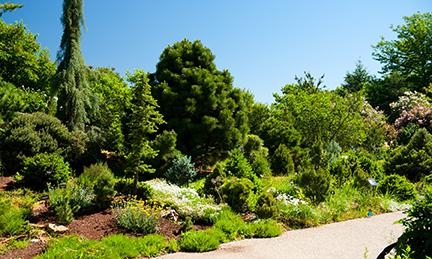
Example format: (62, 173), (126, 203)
(3, 1), (431, 103)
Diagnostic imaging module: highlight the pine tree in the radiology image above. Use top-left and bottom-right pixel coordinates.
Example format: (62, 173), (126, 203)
(54, 0), (93, 131)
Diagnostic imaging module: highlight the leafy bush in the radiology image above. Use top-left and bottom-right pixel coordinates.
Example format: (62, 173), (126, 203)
(219, 177), (255, 213)
(249, 219), (283, 238)
(396, 187), (432, 258)
(179, 228), (223, 252)
(296, 167), (331, 204)
(0, 112), (75, 175)
(21, 153), (70, 190)
(0, 197), (29, 236)
(115, 178), (153, 200)
(67, 179), (96, 214)
(164, 155), (197, 186)
(79, 163), (116, 207)
(112, 198), (158, 234)
(48, 187), (74, 225)
(378, 174), (417, 201)
(255, 191), (279, 219)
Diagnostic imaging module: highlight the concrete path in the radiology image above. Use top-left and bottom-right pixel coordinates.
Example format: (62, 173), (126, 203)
(158, 211), (405, 259)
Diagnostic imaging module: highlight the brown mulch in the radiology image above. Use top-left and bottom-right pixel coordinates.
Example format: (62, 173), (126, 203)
(67, 209), (120, 240)
(2, 241), (46, 259)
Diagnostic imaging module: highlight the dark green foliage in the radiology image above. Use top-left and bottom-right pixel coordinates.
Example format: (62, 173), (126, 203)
(164, 155), (197, 186)
(54, 0), (94, 131)
(271, 144), (295, 175)
(255, 191), (279, 219)
(0, 20), (55, 92)
(378, 174), (417, 201)
(397, 123), (420, 145)
(219, 177), (255, 213)
(78, 163), (116, 207)
(397, 187), (432, 258)
(0, 112), (74, 174)
(0, 197), (29, 236)
(387, 128), (432, 181)
(125, 70), (164, 194)
(22, 153), (71, 190)
(296, 167), (331, 204)
(150, 130), (180, 176)
(179, 228), (223, 252)
(341, 61), (372, 93)
(114, 178), (153, 200)
(152, 39), (250, 166)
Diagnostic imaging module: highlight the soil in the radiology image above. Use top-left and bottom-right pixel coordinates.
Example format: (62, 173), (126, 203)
(0, 176), (183, 259)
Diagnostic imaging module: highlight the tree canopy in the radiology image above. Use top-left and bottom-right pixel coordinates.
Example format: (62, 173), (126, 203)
(152, 39), (250, 166)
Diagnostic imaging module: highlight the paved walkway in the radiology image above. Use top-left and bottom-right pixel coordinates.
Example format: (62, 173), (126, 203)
(159, 212), (405, 259)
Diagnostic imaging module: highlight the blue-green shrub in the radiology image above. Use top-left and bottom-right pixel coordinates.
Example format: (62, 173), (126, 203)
(164, 155), (197, 186)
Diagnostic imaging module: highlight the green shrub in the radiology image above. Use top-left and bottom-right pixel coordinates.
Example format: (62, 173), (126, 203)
(214, 209), (249, 240)
(255, 191), (279, 219)
(67, 179), (96, 214)
(279, 203), (320, 228)
(0, 112), (76, 175)
(112, 199), (158, 234)
(179, 228), (223, 252)
(79, 163), (116, 207)
(396, 187), (432, 258)
(219, 177), (255, 213)
(225, 149), (259, 185)
(48, 187), (74, 225)
(21, 153), (70, 190)
(115, 178), (153, 200)
(296, 167), (331, 204)
(134, 234), (172, 257)
(164, 155), (197, 186)
(249, 219), (283, 238)
(378, 174), (417, 201)
(0, 197), (29, 236)
(271, 144), (295, 175)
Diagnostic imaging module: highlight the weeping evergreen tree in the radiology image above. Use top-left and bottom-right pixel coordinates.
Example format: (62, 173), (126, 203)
(54, 0), (93, 131)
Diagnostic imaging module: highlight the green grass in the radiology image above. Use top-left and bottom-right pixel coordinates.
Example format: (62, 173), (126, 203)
(179, 228), (224, 252)
(37, 234), (174, 258)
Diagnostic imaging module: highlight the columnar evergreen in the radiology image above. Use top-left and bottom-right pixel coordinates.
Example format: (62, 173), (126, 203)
(54, 0), (92, 131)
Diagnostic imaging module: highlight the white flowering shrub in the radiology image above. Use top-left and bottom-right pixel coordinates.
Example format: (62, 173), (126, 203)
(146, 179), (221, 223)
